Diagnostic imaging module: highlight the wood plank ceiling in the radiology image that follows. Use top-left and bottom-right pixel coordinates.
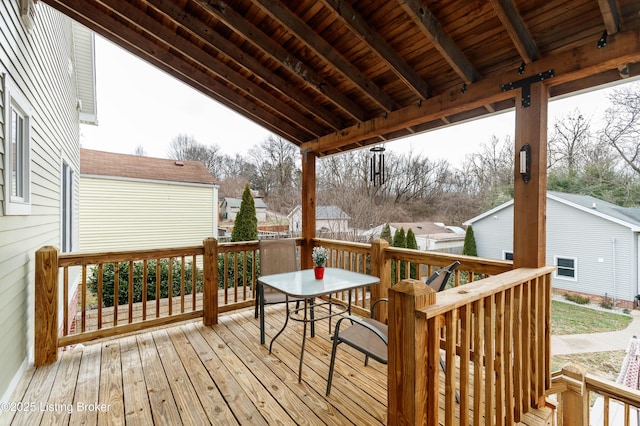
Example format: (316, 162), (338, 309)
(43, 0), (640, 156)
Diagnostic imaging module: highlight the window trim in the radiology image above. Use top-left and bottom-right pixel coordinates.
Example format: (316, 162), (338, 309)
(554, 255), (578, 282)
(3, 75), (32, 216)
(60, 157), (75, 252)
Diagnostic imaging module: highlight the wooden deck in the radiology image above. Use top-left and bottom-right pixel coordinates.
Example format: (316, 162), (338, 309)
(4, 305), (552, 425)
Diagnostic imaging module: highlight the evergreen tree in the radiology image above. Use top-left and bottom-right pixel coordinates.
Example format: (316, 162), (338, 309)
(462, 226), (478, 256)
(232, 184), (258, 242)
(392, 227), (406, 248)
(391, 228), (407, 282)
(379, 223), (392, 243)
(406, 228), (418, 279)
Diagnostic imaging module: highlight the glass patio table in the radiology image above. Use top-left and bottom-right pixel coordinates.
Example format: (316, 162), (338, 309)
(258, 267), (380, 382)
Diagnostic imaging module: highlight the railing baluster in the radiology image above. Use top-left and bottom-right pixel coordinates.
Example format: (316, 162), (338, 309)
(128, 261), (134, 323)
(81, 265), (87, 333)
(180, 256), (185, 313)
(168, 257), (173, 316)
(143, 259), (147, 321)
(63, 266), (69, 336)
(113, 262), (119, 326)
(192, 254), (196, 310)
(97, 264), (103, 330)
(155, 259), (161, 318)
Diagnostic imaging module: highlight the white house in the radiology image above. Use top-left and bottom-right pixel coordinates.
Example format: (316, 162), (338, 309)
(0, 2), (95, 400)
(80, 149), (219, 251)
(288, 205), (351, 236)
(464, 191), (640, 307)
(220, 196), (267, 222)
(363, 222), (465, 253)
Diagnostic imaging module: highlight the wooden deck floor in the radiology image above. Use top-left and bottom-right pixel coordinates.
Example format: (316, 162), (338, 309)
(3, 305), (552, 425)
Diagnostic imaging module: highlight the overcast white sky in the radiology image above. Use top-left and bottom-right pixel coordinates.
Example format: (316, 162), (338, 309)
(80, 35), (627, 167)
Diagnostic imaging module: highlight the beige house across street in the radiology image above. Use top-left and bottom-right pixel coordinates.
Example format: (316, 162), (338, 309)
(80, 148), (219, 251)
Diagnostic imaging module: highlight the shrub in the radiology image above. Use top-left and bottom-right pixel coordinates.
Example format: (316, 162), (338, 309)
(218, 251), (257, 289)
(563, 293), (591, 305)
(88, 259), (202, 307)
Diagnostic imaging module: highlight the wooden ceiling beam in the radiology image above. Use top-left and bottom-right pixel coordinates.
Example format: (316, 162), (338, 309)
(397, 0), (479, 84)
(320, 0), (430, 100)
(44, 0), (309, 144)
(489, 0), (539, 63)
(147, 0), (342, 131)
(93, 0), (325, 137)
(196, 0), (367, 123)
(252, 0), (399, 112)
(598, 0), (621, 34)
(301, 29), (640, 154)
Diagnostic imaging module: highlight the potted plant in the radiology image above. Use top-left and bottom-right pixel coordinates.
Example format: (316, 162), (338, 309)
(312, 246), (328, 279)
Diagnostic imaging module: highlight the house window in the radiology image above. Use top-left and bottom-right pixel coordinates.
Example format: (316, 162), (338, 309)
(61, 161), (74, 252)
(3, 77), (32, 215)
(554, 256), (577, 281)
(503, 251), (513, 261)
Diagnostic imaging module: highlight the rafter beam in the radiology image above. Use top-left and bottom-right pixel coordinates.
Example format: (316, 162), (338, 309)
(301, 29), (640, 155)
(43, 0), (310, 144)
(147, 0), (342, 131)
(197, 0), (366, 122)
(598, 0), (621, 34)
(397, 0), (479, 84)
(320, 0), (430, 100)
(93, 0), (327, 137)
(490, 0), (539, 63)
(252, 0), (399, 112)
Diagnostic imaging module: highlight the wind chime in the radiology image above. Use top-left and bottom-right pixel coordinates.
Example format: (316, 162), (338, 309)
(369, 145), (386, 186)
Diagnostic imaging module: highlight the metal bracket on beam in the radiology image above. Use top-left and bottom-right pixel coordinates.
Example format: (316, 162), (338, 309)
(501, 70), (555, 107)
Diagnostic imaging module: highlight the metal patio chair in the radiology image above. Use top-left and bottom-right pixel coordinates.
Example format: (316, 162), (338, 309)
(325, 260), (461, 396)
(255, 239), (303, 343)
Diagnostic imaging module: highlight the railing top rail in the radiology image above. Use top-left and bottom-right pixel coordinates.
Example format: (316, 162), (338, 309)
(384, 247), (512, 274)
(218, 240), (260, 252)
(585, 373), (640, 407)
(312, 238), (371, 251)
(417, 266), (556, 319)
(58, 245), (206, 267)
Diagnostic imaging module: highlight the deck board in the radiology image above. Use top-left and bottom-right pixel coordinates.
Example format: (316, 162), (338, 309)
(3, 305), (552, 425)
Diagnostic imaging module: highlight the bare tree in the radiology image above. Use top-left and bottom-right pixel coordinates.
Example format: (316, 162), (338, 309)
(167, 133), (222, 178)
(548, 109), (591, 171)
(601, 83), (640, 175)
(133, 145), (147, 156)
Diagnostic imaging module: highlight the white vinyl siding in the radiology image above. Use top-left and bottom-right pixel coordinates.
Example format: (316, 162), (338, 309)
(0, 3), (82, 400)
(80, 177), (217, 252)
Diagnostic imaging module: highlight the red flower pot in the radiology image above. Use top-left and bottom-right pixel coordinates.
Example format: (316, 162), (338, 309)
(314, 266), (325, 279)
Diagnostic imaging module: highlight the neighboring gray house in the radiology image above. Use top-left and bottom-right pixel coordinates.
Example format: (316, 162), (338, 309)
(0, 2), (95, 401)
(220, 196), (267, 222)
(288, 205), (351, 235)
(464, 191), (640, 307)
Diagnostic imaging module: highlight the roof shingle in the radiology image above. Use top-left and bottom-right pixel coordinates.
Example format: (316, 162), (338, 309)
(80, 148), (216, 185)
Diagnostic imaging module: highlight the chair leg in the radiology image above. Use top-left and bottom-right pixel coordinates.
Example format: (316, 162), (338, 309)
(326, 332), (342, 396)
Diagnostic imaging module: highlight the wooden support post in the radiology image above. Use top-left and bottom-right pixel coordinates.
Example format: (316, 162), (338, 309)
(388, 279), (436, 426)
(558, 364), (588, 426)
(35, 246), (59, 366)
(369, 239), (390, 323)
(301, 151), (316, 269)
(203, 237), (218, 326)
(513, 81), (548, 268)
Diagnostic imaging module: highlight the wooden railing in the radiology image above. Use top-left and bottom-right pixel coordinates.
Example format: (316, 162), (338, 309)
(551, 364), (640, 425)
(387, 266), (555, 425)
(35, 237), (511, 368)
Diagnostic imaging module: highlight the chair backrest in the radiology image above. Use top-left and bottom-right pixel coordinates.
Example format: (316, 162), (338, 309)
(426, 261), (461, 292)
(259, 239), (298, 276)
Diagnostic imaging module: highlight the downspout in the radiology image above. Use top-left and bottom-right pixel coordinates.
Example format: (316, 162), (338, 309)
(612, 237), (617, 308)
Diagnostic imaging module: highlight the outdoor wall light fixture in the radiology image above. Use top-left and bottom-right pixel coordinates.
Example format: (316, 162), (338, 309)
(519, 144), (531, 183)
(370, 146), (386, 186)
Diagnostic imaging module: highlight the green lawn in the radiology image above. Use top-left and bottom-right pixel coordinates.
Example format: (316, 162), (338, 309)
(551, 300), (632, 335)
(550, 300), (632, 379)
